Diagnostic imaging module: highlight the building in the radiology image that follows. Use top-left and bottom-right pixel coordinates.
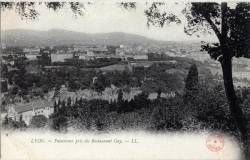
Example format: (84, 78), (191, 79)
(23, 48), (40, 60)
(2, 53), (27, 66)
(93, 49), (108, 55)
(85, 51), (95, 60)
(51, 53), (73, 62)
(133, 55), (148, 61)
(64, 53), (81, 64)
(7, 99), (54, 125)
(23, 48), (40, 54)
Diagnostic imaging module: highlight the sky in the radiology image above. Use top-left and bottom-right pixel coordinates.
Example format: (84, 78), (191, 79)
(1, 2), (218, 41)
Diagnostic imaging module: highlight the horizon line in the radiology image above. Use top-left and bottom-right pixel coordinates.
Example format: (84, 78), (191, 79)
(1, 28), (217, 43)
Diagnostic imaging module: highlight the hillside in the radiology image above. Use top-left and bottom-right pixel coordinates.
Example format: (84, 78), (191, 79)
(1, 29), (165, 47)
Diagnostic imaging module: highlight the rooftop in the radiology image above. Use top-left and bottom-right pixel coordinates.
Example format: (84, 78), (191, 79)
(8, 99), (53, 113)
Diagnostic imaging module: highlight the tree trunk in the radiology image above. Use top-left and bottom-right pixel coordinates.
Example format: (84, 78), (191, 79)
(220, 57), (249, 159)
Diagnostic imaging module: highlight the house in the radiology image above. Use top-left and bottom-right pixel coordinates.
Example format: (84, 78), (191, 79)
(7, 99), (54, 125)
(51, 53), (73, 62)
(64, 53), (81, 64)
(23, 48), (40, 54)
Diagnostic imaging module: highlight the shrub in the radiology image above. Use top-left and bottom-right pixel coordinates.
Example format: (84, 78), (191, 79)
(149, 99), (183, 131)
(2, 115), (27, 130)
(30, 115), (48, 128)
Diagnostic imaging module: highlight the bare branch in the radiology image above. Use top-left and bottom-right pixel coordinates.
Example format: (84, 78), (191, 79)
(203, 14), (222, 41)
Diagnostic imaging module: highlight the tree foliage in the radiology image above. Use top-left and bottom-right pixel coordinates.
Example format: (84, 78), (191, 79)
(2, 115), (27, 130)
(185, 64), (198, 94)
(0, 2), (86, 19)
(144, 2), (181, 27)
(30, 115), (48, 128)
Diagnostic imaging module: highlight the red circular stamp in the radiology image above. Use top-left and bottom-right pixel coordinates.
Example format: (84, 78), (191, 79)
(206, 133), (224, 152)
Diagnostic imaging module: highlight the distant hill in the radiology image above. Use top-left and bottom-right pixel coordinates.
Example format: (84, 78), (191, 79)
(1, 29), (167, 47)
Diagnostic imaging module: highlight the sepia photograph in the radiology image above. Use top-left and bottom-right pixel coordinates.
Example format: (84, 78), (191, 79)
(1, 1), (250, 159)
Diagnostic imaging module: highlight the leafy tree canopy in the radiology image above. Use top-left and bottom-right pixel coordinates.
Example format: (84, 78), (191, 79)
(30, 115), (48, 128)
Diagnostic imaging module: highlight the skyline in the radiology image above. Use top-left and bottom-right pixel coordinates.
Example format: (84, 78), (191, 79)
(1, 2), (218, 42)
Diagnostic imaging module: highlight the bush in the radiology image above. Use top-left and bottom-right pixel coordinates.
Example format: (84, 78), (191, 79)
(149, 99), (183, 131)
(30, 115), (48, 128)
(51, 115), (67, 132)
(187, 84), (238, 134)
(2, 115), (27, 130)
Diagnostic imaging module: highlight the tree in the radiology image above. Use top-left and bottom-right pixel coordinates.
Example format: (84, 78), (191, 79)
(195, 84), (236, 132)
(150, 99), (183, 131)
(117, 89), (123, 104)
(30, 115), (48, 128)
(60, 100), (67, 115)
(92, 73), (110, 92)
(53, 101), (59, 114)
(50, 99), (68, 132)
(10, 86), (18, 95)
(197, 3), (250, 157)
(2, 114), (27, 129)
(144, 2), (250, 157)
(0, 2), (85, 19)
(127, 2), (249, 157)
(183, 64), (199, 119)
(184, 64), (199, 104)
(116, 89), (124, 112)
(1, 64), (8, 78)
(51, 115), (68, 132)
(67, 97), (72, 107)
(2, 115), (9, 126)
